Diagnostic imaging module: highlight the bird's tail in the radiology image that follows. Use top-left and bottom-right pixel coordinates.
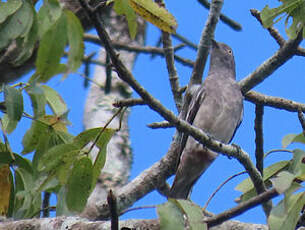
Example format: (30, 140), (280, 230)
(169, 148), (217, 199)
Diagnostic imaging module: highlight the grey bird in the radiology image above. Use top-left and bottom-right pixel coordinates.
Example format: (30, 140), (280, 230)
(169, 40), (243, 199)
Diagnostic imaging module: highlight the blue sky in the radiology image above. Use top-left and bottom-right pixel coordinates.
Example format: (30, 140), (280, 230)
(7, 0), (305, 225)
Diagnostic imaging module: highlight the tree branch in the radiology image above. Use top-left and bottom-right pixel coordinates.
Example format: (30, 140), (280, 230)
(250, 9), (305, 57)
(161, 31), (183, 111)
(84, 34), (194, 67)
(239, 29), (303, 93)
(197, 0), (242, 31)
(245, 90), (305, 112)
(189, 0), (224, 85)
(206, 188), (278, 228)
(254, 104), (264, 175)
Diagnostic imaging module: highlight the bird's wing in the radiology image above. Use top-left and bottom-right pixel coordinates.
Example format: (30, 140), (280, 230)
(175, 85), (206, 170)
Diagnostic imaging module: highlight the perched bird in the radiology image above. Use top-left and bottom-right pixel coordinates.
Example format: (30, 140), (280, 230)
(169, 40), (243, 199)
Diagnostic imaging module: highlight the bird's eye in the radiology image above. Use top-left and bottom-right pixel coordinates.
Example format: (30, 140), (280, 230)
(228, 49), (232, 55)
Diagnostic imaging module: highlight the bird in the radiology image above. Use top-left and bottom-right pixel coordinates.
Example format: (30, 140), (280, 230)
(169, 40), (244, 199)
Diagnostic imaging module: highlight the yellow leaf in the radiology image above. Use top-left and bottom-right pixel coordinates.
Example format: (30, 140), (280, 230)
(0, 165), (11, 216)
(128, 0), (177, 33)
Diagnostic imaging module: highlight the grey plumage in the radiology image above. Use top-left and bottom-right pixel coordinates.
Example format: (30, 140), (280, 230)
(169, 40), (243, 199)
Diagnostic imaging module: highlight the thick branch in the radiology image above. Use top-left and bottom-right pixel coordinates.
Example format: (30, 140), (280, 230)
(245, 90), (305, 112)
(189, 0), (223, 85)
(250, 9), (305, 57)
(239, 31), (303, 93)
(206, 188), (278, 228)
(197, 0), (242, 31)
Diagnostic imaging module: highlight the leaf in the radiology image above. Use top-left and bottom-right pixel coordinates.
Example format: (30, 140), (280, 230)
(26, 84), (46, 118)
(236, 161), (289, 193)
(22, 120), (47, 154)
(65, 10), (84, 72)
(270, 171), (295, 194)
(157, 200), (184, 230)
(34, 12), (67, 82)
(289, 149), (305, 181)
(91, 129), (115, 188)
(4, 85), (24, 121)
(0, 165), (11, 216)
(114, 0), (138, 39)
(37, 0), (61, 38)
(73, 127), (115, 149)
(128, 0), (177, 33)
(66, 157), (93, 212)
(14, 11), (39, 66)
(174, 199), (207, 230)
(260, 0), (305, 39)
(0, 152), (32, 174)
(1, 113), (18, 134)
(268, 192), (305, 230)
(37, 143), (80, 172)
(282, 133), (305, 148)
(0, 0), (34, 50)
(41, 85), (68, 116)
(0, 0), (22, 24)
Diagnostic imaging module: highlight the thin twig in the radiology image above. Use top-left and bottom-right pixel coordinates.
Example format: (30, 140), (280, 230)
(197, 0), (242, 31)
(87, 108), (123, 154)
(107, 190), (118, 230)
(84, 34), (194, 67)
(205, 188), (278, 228)
(120, 205), (156, 216)
(113, 98), (146, 108)
(264, 149), (293, 158)
(203, 171), (246, 211)
(147, 121), (173, 129)
(255, 104), (264, 176)
(172, 33), (198, 50)
(250, 9), (305, 57)
(162, 30), (183, 111)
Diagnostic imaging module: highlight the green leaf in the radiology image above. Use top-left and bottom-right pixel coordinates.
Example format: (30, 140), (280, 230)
(270, 171), (295, 194)
(56, 187), (74, 216)
(65, 10), (84, 72)
(260, 0), (305, 39)
(26, 84), (46, 118)
(14, 11), (39, 66)
(236, 161), (289, 193)
(268, 192), (305, 230)
(0, 0), (34, 50)
(4, 85), (24, 121)
(157, 200), (184, 230)
(289, 149), (305, 180)
(34, 12), (67, 82)
(37, 143), (80, 172)
(41, 85), (68, 116)
(73, 127), (115, 149)
(22, 120), (47, 154)
(1, 114), (18, 134)
(0, 152), (32, 174)
(174, 199), (207, 230)
(66, 157), (93, 212)
(114, 0), (137, 39)
(282, 133), (305, 148)
(0, 0), (22, 24)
